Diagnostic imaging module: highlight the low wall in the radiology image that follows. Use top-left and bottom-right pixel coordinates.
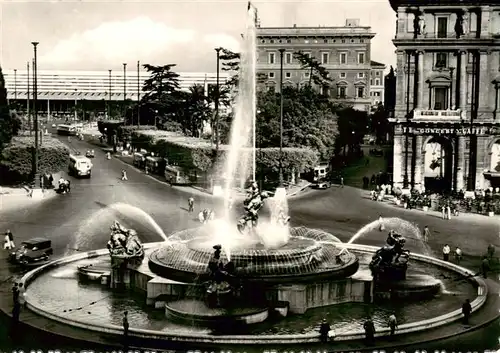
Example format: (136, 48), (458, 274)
(21, 242), (488, 345)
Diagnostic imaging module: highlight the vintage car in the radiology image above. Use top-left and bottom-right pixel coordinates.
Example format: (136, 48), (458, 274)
(312, 180), (331, 189)
(9, 238), (53, 265)
(85, 149), (95, 158)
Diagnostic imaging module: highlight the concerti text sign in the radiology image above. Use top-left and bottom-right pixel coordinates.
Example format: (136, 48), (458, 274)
(402, 126), (500, 135)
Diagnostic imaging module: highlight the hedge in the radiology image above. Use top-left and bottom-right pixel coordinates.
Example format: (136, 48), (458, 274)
(131, 130), (318, 176)
(0, 136), (71, 184)
(117, 125), (157, 143)
(97, 120), (124, 137)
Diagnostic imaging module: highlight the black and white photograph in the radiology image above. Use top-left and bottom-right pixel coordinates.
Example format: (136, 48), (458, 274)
(0, 0), (499, 351)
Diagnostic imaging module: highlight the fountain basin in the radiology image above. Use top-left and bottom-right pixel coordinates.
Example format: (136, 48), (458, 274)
(148, 227), (359, 284)
(21, 243), (487, 346)
(165, 299), (269, 326)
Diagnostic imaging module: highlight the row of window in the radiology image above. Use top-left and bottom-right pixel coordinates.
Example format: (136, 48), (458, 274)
(260, 38), (367, 44)
(267, 51), (366, 65)
(267, 71), (369, 79)
(266, 85), (366, 99)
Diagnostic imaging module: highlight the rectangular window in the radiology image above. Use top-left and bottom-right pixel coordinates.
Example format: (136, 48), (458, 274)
(304, 72), (310, 78)
(338, 86), (346, 98)
(268, 72), (275, 79)
(437, 17), (448, 38)
(375, 78), (380, 85)
(434, 87), (449, 110)
(376, 71), (380, 76)
(341, 39), (346, 43)
(340, 52), (347, 64)
(370, 79), (373, 85)
(357, 87), (365, 98)
(285, 53), (292, 64)
(340, 72), (346, 78)
(285, 72), (291, 78)
(358, 52), (365, 64)
(435, 53), (448, 68)
(269, 53), (276, 64)
(322, 52), (329, 64)
(358, 72), (365, 78)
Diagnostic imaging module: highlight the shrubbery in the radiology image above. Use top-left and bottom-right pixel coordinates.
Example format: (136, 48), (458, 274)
(117, 125), (157, 143)
(131, 130), (318, 180)
(0, 136), (70, 184)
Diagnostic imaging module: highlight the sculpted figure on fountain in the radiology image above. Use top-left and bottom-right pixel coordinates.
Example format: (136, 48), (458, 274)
(107, 221), (145, 264)
(206, 245), (237, 308)
(237, 182), (270, 234)
(369, 230), (410, 282)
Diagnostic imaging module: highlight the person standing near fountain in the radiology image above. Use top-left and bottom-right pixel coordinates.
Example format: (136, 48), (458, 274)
(122, 310), (129, 348)
(188, 197), (194, 213)
(378, 216), (385, 231)
(388, 312), (398, 336)
(461, 299), (471, 324)
(442, 244), (451, 261)
(423, 225), (431, 243)
(319, 319), (330, 343)
(362, 317), (375, 345)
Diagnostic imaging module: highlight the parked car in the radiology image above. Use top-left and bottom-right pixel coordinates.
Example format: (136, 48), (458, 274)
(85, 149), (95, 158)
(9, 238), (53, 265)
(312, 180), (331, 189)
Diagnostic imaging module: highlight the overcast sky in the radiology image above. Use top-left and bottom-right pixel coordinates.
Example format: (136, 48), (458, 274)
(1, 0), (397, 73)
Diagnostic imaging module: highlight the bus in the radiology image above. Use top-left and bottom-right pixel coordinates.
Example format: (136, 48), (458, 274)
(57, 124), (78, 136)
(164, 165), (200, 185)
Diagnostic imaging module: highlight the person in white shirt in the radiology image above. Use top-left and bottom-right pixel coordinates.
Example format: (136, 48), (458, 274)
(443, 244), (451, 261)
(454, 246), (463, 264)
(378, 216), (385, 231)
(423, 225), (431, 243)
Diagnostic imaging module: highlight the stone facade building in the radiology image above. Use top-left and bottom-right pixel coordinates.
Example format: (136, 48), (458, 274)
(389, 0), (500, 192)
(256, 19), (375, 111)
(370, 60), (386, 107)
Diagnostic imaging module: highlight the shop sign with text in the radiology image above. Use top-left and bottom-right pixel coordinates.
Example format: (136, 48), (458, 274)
(402, 126), (500, 135)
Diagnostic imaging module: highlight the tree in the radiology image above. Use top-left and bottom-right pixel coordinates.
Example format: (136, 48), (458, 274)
(180, 84), (212, 137)
(370, 103), (389, 144)
(293, 51), (333, 89)
(140, 64), (182, 127)
(335, 107), (369, 156)
(256, 85), (338, 160)
(0, 66), (19, 150)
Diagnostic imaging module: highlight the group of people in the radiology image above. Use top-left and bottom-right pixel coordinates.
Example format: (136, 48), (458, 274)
(57, 177), (71, 194)
(3, 229), (15, 250)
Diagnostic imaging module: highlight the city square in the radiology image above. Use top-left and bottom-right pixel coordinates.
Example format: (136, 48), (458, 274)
(0, 0), (499, 352)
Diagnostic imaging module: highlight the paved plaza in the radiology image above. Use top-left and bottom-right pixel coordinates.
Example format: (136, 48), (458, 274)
(0, 138), (498, 351)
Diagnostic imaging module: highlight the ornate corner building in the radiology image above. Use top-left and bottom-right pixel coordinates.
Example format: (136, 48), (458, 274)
(389, 0), (500, 192)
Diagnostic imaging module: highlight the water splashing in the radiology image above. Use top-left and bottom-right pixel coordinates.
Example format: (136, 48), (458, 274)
(72, 202), (170, 252)
(347, 217), (433, 256)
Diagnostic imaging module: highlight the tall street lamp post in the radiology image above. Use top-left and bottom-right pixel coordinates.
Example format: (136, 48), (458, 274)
(123, 63), (127, 123)
(74, 89), (78, 121)
(215, 48), (221, 152)
(278, 48), (285, 187)
(108, 69), (112, 119)
(14, 69), (17, 104)
(467, 51), (480, 191)
(32, 41), (40, 190)
(137, 61), (140, 126)
(27, 61), (31, 135)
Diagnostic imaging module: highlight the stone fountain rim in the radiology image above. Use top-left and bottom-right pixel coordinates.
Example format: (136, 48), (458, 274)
(20, 242), (488, 345)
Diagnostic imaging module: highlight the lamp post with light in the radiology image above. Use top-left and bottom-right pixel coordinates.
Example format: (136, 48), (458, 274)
(32, 41), (41, 192)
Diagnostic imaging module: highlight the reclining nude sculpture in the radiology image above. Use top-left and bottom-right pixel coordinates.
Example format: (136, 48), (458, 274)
(107, 221), (145, 267)
(369, 230), (410, 282)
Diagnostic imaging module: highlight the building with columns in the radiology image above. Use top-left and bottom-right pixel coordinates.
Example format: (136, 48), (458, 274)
(389, 0), (500, 192)
(3, 69), (229, 116)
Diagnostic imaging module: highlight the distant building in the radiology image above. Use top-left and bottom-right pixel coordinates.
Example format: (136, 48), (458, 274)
(3, 69), (230, 115)
(369, 60), (386, 107)
(256, 19), (376, 111)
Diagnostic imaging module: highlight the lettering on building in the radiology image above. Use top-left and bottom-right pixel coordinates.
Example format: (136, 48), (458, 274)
(401, 127), (500, 135)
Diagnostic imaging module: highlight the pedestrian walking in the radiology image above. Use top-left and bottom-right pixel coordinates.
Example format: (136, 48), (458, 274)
(319, 319), (330, 343)
(462, 299), (472, 325)
(454, 246), (463, 264)
(340, 176), (344, 188)
(12, 283), (19, 306)
(446, 204), (451, 220)
(441, 205), (446, 219)
(481, 256), (490, 279)
(442, 244), (451, 261)
(423, 226), (431, 243)
(3, 233), (12, 250)
(121, 170), (128, 181)
(188, 197), (194, 213)
(362, 317), (375, 345)
(378, 216), (385, 232)
(388, 312), (398, 336)
(122, 311), (129, 348)
(6, 229), (14, 249)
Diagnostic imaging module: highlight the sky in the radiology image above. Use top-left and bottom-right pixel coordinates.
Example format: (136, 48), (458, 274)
(0, 0), (397, 73)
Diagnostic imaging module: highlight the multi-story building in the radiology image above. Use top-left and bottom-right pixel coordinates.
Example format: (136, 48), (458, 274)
(256, 19), (376, 111)
(3, 69), (229, 115)
(389, 0), (500, 192)
(369, 61), (386, 107)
